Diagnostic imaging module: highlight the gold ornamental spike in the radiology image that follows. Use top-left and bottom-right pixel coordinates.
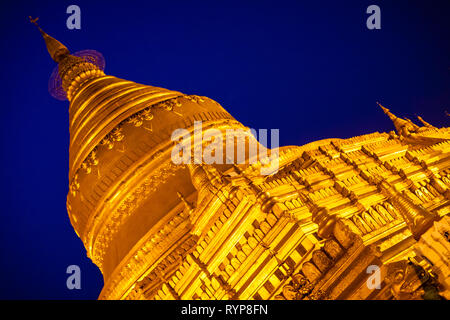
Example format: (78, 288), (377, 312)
(29, 16), (70, 62)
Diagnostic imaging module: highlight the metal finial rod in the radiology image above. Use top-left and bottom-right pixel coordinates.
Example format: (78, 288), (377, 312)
(28, 16), (39, 26)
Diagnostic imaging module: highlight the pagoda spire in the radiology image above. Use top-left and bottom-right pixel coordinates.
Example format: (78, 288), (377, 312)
(417, 115), (435, 128)
(377, 102), (420, 137)
(377, 102), (409, 132)
(29, 17), (105, 101)
(29, 16), (70, 62)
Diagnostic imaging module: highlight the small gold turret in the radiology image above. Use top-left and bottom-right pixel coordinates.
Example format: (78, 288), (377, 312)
(373, 176), (439, 240)
(31, 19), (450, 301)
(377, 102), (417, 136)
(417, 115), (435, 128)
(29, 17), (104, 100)
(404, 118), (421, 131)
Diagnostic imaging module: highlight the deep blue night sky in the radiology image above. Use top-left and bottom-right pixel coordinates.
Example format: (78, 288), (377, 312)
(0, 0), (448, 299)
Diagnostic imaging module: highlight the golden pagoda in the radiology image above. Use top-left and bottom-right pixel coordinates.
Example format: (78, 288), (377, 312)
(33, 20), (450, 300)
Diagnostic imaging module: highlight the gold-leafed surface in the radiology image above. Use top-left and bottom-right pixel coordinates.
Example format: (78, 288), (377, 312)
(34, 24), (450, 300)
